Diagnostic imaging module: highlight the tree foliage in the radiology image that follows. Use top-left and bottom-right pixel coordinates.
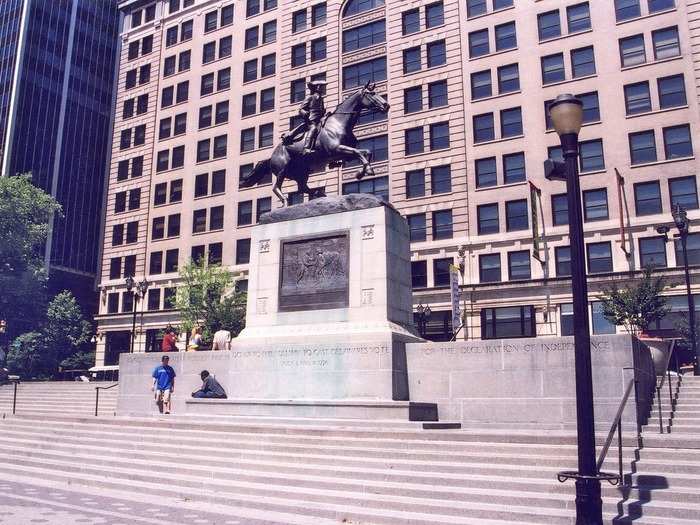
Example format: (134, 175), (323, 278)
(175, 262), (246, 344)
(6, 291), (92, 378)
(599, 267), (669, 336)
(0, 174), (62, 340)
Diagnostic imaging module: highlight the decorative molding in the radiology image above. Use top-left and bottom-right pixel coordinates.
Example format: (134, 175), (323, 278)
(362, 225), (375, 240)
(342, 45), (387, 65)
(259, 239), (271, 253)
(361, 288), (374, 305)
(256, 297), (268, 315)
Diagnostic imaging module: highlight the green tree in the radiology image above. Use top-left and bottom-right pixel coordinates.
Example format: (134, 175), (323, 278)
(0, 174), (62, 340)
(175, 262), (246, 344)
(599, 267), (669, 336)
(6, 291), (92, 378)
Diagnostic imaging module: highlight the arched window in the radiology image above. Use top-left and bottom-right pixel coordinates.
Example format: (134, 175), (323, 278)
(343, 0), (384, 18)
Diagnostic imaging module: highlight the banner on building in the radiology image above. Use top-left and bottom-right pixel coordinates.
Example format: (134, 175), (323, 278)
(449, 264), (461, 333)
(614, 168), (629, 256)
(529, 182), (543, 262)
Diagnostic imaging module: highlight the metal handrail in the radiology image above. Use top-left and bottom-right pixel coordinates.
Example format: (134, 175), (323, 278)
(9, 376), (20, 415)
(94, 382), (119, 417)
(596, 377), (636, 485)
(655, 339), (679, 434)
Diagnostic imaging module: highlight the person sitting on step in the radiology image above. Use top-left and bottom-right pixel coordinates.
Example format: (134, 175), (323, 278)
(191, 370), (227, 399)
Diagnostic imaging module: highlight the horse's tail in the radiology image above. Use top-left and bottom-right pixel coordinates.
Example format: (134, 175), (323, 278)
(240, 158), (271, 188)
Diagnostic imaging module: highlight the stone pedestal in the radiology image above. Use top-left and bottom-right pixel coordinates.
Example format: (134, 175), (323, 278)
(118, 195), (426, 418)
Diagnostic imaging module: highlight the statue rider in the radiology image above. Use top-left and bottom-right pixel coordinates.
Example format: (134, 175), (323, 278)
(282, 80), (327, 154)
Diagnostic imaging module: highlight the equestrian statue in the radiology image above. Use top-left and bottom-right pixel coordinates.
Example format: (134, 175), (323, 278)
(239, 80), (390, 206)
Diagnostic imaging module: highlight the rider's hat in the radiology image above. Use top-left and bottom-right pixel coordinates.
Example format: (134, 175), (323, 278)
(307, 80), (327, 89)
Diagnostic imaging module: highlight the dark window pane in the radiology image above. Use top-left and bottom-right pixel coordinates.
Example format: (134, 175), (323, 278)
(411, 260), (427, 288)
(432, 210), (453, 240)
(571, 46), (595, 77)
(538, 10), (560, 40)
(541, 53), (565, 84)
(476, 157), (497, 188)
(619, 34), (645, 67)
(506, 199), (528, 231)
(508, 250), (531, 281)
(555, 246), (571, 276)
(408, 214), (426, 242)
(431, 165), (451, 194)
(658, 74), (686, 109)
(634, 181), (662, 215)
(583, 189), (608, 221)
(669, 176), (699, 210)
(469, 29), (489, 57)
(479, 254), (501, 283)
(587, 242), (613, 273)
(498, 63), (519, 93)
(478, 203), (499, 234)
(503, 152), (525, 184)
(471, 70), (492, 99)
(406, 170), (425, 198)
(663, 124), (693, 159)
(403, 9), (420, 35)
(629, 130), (657, 164)
(624, 82), (651, 115)
(639, 236), (667, 268)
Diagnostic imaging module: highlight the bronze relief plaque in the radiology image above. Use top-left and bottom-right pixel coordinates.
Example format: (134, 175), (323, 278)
(278, 233), (349, 311)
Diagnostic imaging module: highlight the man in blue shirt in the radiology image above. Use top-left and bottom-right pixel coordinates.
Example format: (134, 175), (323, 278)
(151, 355), (176, 414)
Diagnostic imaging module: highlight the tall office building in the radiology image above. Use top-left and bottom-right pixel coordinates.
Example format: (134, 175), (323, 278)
(0, 0), (119, 306)
(97, 0), (700, 365)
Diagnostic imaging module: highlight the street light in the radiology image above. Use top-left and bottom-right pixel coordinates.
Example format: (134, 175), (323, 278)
(657, 203), (698, 375)
(416, 301), (432, 338)
(125, 277), (149, 353)
(545, 94), (606, 523)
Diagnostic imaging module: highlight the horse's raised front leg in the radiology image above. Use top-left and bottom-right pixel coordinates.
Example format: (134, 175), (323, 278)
(335, 144), (374, 180)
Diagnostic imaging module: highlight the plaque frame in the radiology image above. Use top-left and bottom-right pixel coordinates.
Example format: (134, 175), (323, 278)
(277, 231), (350, 312)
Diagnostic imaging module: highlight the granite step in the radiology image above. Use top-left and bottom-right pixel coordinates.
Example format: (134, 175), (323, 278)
(0, 454), (580, 524)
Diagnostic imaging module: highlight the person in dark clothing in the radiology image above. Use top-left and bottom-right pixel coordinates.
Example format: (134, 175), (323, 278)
(191, 370), (227, 399)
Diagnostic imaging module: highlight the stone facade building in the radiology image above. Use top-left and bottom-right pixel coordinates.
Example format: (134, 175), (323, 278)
(96, 0), (700, 365)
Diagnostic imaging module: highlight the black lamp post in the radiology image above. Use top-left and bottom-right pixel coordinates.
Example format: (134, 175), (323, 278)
(416, 301), (432, 338)
(125, 276), (149, 353)
(545, 94), (604, 523)
(657, 204), (698, 375)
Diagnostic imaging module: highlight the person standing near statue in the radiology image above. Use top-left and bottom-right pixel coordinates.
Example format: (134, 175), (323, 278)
(151, 355), (176, 414)
(282, 80), (327, 154)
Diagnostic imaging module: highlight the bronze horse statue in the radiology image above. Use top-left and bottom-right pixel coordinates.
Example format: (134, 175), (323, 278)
(240, 82), (390, 206)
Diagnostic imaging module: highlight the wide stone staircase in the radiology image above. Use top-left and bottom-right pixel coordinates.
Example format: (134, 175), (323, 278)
(0, 379), (699, 524)
(0, 380), (118, 417)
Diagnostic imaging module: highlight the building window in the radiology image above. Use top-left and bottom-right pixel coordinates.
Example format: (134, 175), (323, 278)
(538, 10), (561, 40)
(342, 175), (389, 202)
(498, 63), (519, 93)
(555, 246), (571, 276)
(433, 258), (452, 286)
(403, 47), (421, 74)
(658, 74), (686, 109)
(428, 80), (447, 108)
(405, 127), (424, 155)
(505, 199), (528, 231)
(343, 0), (384, 17)
(619, 34), (646, 67)
(411, 260), (427, 288)
(479, 254), (501, 283)
(165, 249), (179, 273)
(259, 123), (274, 148)
(426, 2), (444, 28)
(467, 0), (486, 17)
(675, 233), (700, 266)
(431, 165), (451, 194)
(342, 57), (387, 89)
(551, 194), (568, 226)
(494, 22), (516, 51)
(508, 251), (531, 281)
(404, 86), (422, 113)
(649, 0), (676, 13)
(624, 81), (651, 115)
(109, 258), (121, 279)
(579, 139), (604, 172)
(475, 158), (497, 188)
(629, 130), (657, 165)
(468, 29), (489, 58)
(567, 2), (591, 33)
(406, 170), (425, 199)
(260, 88), (275, 112)
(663, 124), (693, 159)
(473, 113), (495, 143)
(292, 9), (307, 32)
(429, 122), (450, 150)
(245, 27), (259, 49)
(345, 135), (388, 167)
(481, 306), (535, 339)
(126, 222), (138, 243)
(639, 236), (667, 268)
(560, 303), (574, 335)
(312, 3), (326, 25)
(592, 301), (616, 334)
(342, 20), (385, 53)
(427, 40), (446, 68)
(615, 0), (641, 21)
(571, 46), (595, 78)
(669, 176), (699, 210)
(477, 203), (499, 234)
(634, 181), (662, 215)
(311, 37), (326, 61)
(149, 252), (163, 275)
(408, 214), (426, 242)
(541, 53), (565, 85)
(503, 152), (525, 184)
(583, 189), (608, 221)
(255, 198), (271, 223)
(402, 8), (420, 35)
(500, 107), (522, 137)
(652, 26), (680, 60)
(236, 239), (251, 264)
(587, 242), (613, 273)
(432, 210), (453, 240)
(152, 217), (165, 240)
(238, 201), (253, 226)
(471, 70), (491, 100)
